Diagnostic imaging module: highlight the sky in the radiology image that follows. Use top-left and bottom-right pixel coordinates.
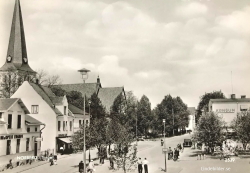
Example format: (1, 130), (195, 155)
(0, 0), (250, 109)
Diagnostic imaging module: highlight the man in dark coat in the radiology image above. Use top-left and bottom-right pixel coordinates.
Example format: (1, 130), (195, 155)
(79, 161), (84, 173)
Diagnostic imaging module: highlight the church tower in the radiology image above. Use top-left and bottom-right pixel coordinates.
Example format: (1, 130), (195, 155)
(0, 0), (36, 97)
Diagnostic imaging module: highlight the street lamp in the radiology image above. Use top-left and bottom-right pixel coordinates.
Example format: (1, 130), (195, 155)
(163, 119), (167, 172)
(78, 68), (90, 173)
(88, 100), (91, 163)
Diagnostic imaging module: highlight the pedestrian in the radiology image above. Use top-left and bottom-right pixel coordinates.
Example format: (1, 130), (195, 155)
(53, 154), (57, 165)
(109, 154), (114, 169)
(168, 147), (173, 160)
(161, 139), (164, 146)
(49, 154), (54, 166)
(142, 158), (149, 173)
(87, 160), (95, 173)
(60, 146), (64, 155)
(79, 161), (84, 173)
(137, 157), (143, 173)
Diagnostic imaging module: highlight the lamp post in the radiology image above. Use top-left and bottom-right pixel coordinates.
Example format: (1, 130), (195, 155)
(135, 106), (138, 145)
(163, 119), (166, 172)
(172, 108), (174, 136)
(88, 100), (91, 163)
(78, 68), (90, 173)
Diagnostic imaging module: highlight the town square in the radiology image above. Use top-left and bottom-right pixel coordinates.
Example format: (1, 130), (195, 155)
(0, 0), (250, 173)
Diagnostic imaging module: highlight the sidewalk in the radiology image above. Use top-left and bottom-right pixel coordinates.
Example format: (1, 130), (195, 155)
(1, 153), (70, 173)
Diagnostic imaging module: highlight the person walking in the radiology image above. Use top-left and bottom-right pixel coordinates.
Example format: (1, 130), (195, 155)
(87, 160), (95, 173)
(109, 154), (114, 169)
(53, 154), (58, 165)
(49, 154), (54, 166)
(137, 158), (143, 173)
(79, 161), (84, 173)
(168, 147), (173, 160)
(161, 139), (164, 146)
(142, 158), (149, 173)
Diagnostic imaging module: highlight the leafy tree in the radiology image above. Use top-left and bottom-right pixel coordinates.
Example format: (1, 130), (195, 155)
(89, 93), (106, 119)
(137, 95), (152, 137)
(110, 92), (127, 125)
(192, 112), (225, 145)
(231, 111), (250, 150)
(110, 120), (137, 173)
(197, 91), (225, 123)
(51, 86), (66, 96)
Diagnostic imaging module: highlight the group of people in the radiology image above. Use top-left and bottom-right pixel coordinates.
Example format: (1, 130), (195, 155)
(167, 147), (180, 161)
(137, 158), (149, 173)
(78, 160), (95, 173)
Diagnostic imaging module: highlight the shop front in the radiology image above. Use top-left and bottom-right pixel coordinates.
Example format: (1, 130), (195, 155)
(56, 134), (73, 154)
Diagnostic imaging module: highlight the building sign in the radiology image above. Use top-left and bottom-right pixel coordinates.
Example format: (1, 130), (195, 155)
(58, 134), (67, 137)
(216, 109), (235, 113)
(0, 135), (23, 140)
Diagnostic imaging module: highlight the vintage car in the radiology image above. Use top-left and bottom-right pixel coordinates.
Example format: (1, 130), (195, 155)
(183, 139), (192, 147)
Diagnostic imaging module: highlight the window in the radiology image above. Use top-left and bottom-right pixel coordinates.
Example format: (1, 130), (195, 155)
(64, 106), (67, 115)
(26, 138), (30, 151)
(86, 120), (89, 126)
(31, 105), (39, 114)
(79, 120), (81, 127)
(8, 114), (12, 129)
(27, 127), (30, 132)
(240, 105), (248, 111)
(17, 115), (21, 129)
(58, 121), (61, 131)
(63, 121), (65, 131)
(35, 127), (37, 132)
(70, 121), (72, 131)
(0, 112), (2, 119)
(16, 139), (20, 153)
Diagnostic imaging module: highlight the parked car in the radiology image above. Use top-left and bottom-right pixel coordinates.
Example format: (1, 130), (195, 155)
(183, 139), (192, 147)
(137, 136), (145, 141)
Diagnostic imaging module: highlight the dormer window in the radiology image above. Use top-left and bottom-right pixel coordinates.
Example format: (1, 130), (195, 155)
(64, 106), (67, 115)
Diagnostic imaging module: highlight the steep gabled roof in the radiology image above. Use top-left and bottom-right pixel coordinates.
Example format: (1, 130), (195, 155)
(97, 87), (124, 112)
(29, 83), (63, 116)
(0, 0), (35, 73)
(0, 98), (19, 111)
(25, 115), (44, 125)
(56, 83), (98, 98)
(0, 98), (30, 114)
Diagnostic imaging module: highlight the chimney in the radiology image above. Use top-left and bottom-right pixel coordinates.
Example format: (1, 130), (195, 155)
(241, 95), (246, 99)
(231, 94), (235, 99)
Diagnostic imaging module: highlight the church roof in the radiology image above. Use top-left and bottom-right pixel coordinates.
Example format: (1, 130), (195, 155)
(97, 87), (125, 112)
(0, 0), (35, 74)
(56, 83), (99, 98)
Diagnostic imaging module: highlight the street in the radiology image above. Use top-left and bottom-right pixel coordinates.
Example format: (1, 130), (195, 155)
(4, 133), (250, 173)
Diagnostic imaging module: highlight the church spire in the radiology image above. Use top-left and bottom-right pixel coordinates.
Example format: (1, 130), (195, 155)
(0, 0), (35, 73)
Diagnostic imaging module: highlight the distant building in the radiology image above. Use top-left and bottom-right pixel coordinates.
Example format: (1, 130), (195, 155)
(0, 0), (36, 97)
(0, 98), (43, 157)
(57, 76), (126, 113)
(186, 107), (196, 132)
(209, 94), (250, 126)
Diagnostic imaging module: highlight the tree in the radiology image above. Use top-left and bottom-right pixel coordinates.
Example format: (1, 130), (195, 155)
(36, 69), (62, 87)
(197, 91), (225, 123)
(89, 93), (106, 119)
(110, 93), (127, 125)
(192, 112), (225, 145)
(51, 86), (66, 97)
(231, 111), (250, 150)
(137, 95), (152, 137)
(0, 67), (24, 98)
(110, 120), (137, 173)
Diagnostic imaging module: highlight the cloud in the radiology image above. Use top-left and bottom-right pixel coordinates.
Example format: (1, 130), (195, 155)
(176, 2), (208, 18)
(215, 6), (250, 36)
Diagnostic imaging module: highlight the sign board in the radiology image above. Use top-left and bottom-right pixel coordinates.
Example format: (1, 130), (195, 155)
(162, 148), (168, 152)
(35, 138), (42, 141)
(216, 109), (235, 113)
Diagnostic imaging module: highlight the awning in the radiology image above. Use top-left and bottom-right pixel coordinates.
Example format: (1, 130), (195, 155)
(58, 137), (72, 144)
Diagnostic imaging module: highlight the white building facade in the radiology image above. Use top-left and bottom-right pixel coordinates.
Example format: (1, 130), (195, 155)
(209, 94), (250, 126)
